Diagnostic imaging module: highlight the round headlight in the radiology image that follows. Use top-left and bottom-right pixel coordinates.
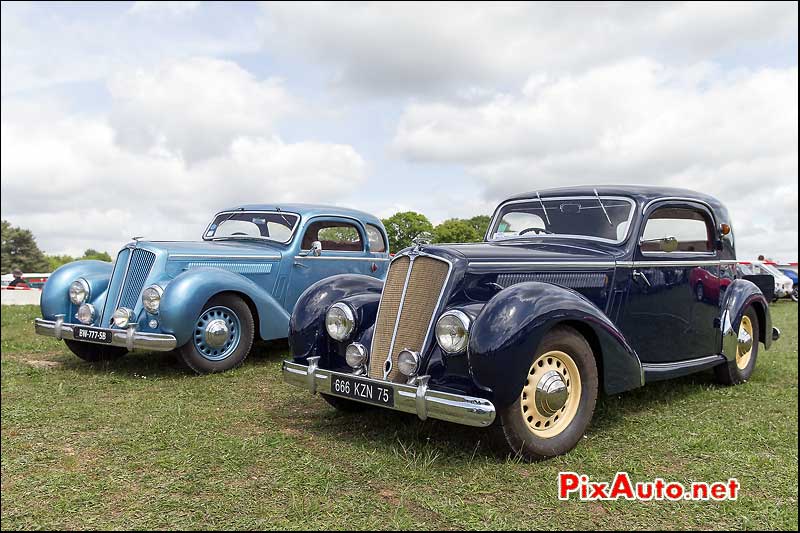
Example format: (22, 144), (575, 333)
(76, 303), (95, 325)
(325, 302), (355, 341)
(345, 343), (368, 369)
(397, 349), (420, 377)
(68, 279), (90, 305)
(435, 310), (470, 354)
(142, 285), (163, 314)
(112, 307), (135, 328)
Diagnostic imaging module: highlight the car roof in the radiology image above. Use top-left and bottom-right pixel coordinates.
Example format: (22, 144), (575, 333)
(216, 203), (385, 228)
(502, 185), (729, 221)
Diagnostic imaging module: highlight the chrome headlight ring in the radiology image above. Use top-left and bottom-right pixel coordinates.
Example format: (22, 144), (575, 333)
(435, 309), (471, 354)
(325, 302), (356, 342)
(68, 278), (90, 305)
(142, 285), (164, 315)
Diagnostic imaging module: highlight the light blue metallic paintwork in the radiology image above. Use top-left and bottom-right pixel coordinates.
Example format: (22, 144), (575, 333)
(39, 204), (389, 349)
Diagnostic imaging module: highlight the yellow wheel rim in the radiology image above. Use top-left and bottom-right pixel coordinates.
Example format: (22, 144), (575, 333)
(736, 315), (754, 370)
(520, 350), (582, 439)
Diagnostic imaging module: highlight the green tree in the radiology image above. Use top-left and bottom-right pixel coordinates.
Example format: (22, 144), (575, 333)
(381, 211), (433, 251)
(467, 215), (491, 239)
(1, 220), (50, 273)
(81, 249), (112, 262)
(47, 254), (76, 272)
(433, 218), (481, 243)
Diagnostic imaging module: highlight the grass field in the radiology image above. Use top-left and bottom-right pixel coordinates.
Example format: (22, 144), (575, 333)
(1, 303), (797, 530)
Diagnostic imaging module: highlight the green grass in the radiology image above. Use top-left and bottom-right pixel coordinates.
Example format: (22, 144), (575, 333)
(1, 303), (797, 530)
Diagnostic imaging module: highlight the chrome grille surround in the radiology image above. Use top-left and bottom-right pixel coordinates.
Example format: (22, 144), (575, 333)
(368, 250), (452, 383)
(117, 249), (156, 310)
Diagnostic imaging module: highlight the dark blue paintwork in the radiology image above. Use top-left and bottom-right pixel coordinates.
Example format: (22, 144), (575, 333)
(289, 186), (776, 408)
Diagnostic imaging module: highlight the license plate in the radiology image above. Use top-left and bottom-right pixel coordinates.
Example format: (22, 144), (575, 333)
(331, 375), (394, 407)
(73, 326), (112, 344)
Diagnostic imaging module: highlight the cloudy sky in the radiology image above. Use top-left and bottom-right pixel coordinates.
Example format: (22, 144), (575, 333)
(1, 1), (797, 261)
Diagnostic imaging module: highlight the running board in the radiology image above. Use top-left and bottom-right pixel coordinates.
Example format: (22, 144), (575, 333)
(642, 355), (727, 382)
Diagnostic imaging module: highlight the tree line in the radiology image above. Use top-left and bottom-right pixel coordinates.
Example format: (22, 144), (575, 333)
(1, 220), (111, 273)
(1, 213), (490, 273)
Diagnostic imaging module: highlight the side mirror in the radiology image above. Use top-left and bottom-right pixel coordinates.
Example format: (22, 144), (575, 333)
(310, 240), (322, 257)
(659, 237), (679, 253)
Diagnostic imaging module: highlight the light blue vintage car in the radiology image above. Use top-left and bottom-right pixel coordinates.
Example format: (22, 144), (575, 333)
(35, 204), (390, 373)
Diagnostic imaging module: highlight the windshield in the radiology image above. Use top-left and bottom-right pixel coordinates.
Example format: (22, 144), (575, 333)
(489, 196), (635, 244)
(203, 211), (300, 243)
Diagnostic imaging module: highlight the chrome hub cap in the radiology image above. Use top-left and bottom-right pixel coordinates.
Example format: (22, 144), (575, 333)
(521, 350), (582, 438)
(735, 315), (754, 370)
(535, 370), (569, 416)
(204, 319), (230, 348)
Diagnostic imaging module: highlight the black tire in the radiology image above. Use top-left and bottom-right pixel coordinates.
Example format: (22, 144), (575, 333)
(792, 285), (798, 303)
(714, 306), (759, 385)
(498, 325), (598, 461)
(321, 393), (374, 413)
(178, 293), (255, 374)
(64, 339), (128, 362)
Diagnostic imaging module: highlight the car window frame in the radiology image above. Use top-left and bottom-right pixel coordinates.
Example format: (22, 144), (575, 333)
(203, 210), (301, 244)
(299, 216), (367, 254)
(365, 223), (388, 254)
(638, 200), (718, 258)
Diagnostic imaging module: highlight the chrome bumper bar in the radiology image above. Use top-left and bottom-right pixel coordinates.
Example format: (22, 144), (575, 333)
(282, 357), (496, 428)
(35, 316), (177, 352)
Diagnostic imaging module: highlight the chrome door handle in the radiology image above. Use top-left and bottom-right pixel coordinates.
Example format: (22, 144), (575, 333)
(633, 270), (651, 287)
(293, 261), (309, 269)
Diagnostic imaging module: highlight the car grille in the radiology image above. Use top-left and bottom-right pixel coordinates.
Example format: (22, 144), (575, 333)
(369, 254), (450, 382)
(118, 249), (156, 309)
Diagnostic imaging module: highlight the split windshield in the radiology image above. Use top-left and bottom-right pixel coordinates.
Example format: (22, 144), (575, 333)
(489, 196), (635, 244)
(204, 211), (299, 243)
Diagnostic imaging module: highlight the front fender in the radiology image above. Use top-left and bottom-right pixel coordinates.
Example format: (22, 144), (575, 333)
(159, 267), (289, 345)
(41, 260), (113, 319)
(468, 282), (643, 407)
(720, 279), (773, 361)
(289, 274), (383, 364)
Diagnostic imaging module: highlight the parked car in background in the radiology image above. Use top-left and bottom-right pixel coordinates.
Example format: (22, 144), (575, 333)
(738, 262), (794, 302)
(35, 205), (390, 373)
(284, 186), (780, 460)
(779, 268), (798, 302)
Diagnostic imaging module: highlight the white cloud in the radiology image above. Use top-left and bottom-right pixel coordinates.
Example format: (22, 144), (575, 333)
(392, 60), (798, 260)
(109, 58), (298, 162)
(262, 1), (797, 95)
(128, 1), (201, 17)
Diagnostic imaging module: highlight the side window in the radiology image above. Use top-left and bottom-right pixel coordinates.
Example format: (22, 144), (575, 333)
(366, 224), (387, 253)
(302, 220), (363, 252)
(641, 206), (713, 253)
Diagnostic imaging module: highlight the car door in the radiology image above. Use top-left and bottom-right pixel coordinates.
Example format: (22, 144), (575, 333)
(285, 217), (373, 312)
(619, 200), (721, 363)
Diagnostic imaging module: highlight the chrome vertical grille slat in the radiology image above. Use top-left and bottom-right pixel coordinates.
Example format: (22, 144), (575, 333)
(369, 253), (451, 383)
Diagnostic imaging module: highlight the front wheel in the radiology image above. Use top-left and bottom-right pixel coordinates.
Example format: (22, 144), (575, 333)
(64, 340), (127, 362)
(177, 294), (255, 374)
(498, 325), (598, 461)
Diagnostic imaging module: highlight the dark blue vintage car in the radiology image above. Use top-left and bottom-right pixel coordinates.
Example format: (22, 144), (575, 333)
(283, 186), (781, 460)
(35, 204), (389, 374)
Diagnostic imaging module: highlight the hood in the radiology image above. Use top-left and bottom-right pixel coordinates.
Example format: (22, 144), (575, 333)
(416, 240), (620, 271)
(132, 239), (284, 261)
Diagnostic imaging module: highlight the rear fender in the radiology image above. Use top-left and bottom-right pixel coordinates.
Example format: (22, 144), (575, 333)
(468, 281), (643, 408)
(720, 279), (773, 361)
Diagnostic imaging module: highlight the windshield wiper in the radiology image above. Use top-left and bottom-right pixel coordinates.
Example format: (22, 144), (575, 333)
(594, 188), (612, 226)
(536, 191), (551, 225)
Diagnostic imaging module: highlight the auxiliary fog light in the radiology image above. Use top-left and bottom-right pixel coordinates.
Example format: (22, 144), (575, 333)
(397, 349), (420, 377)
(345, 343), (368, 369)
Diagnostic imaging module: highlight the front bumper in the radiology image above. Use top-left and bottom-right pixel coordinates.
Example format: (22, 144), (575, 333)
(35, 316), (177, 352)
(283, 357), (496, 428)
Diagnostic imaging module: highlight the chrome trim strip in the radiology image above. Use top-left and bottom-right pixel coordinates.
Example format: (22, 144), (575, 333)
(618, 260), (721, 267)
(169, 254), (281, 260)
(469, 261), (617, 269)
(641, 355), (723, 370)
(282, 360), (496, 427)
(485, 195), (637, 244)
(202, 210), (301, 244)
(112, 246), (136, 323)
(292, 256), (390, 262)
(35, 318), (177, 351)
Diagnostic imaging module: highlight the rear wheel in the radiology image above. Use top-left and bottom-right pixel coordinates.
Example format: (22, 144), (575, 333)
(792, 285), (798, 303)
(64, 340), (127, 362)
(178, 294), (255, 374)
(714, 306), (759, 385)
(498, 326), (598, 461)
